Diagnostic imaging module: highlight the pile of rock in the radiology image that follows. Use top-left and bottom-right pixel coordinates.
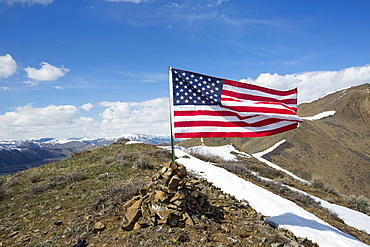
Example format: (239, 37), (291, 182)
(121, 161), (215, 231)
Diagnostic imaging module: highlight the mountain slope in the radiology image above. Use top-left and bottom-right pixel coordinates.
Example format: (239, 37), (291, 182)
(233, 83), (370, 198)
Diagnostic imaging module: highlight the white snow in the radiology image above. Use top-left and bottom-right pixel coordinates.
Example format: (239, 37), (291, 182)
(174, 146), (370, 247)
(252, 140), (309, 183)
(125, 140), (143, 145)
(302, 110), (336, 121)
(185, 144), (251, 161)
(287, 186), (370, 234)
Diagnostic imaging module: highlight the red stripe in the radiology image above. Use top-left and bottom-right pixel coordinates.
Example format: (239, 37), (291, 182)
(222, 89), (297, 105)
(224, 79), (297, 96)
(174, 110), (258, 120)
(174, 118), (283, 128)
(174, 123), (299, 138)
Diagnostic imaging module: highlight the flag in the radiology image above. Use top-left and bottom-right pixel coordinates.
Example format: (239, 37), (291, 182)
(170, 67), (302, 138)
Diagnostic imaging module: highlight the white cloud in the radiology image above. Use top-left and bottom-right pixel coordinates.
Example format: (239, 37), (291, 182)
(25, 62), (69, 81)
(0, 54), (17, 78)
(0, 98), (170, 140)
(240, 64), (370, 103)
(54, 86), (63, 90)
(0, 104), (79, 127)
(5, 0), (53, 6)
(80, 103), (94, 112)
(98, 98), (170, 135)
(0, 87), (10, 90)
(22, 80), (39, 86)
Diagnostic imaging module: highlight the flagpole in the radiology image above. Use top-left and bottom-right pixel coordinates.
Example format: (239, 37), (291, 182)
(168, 66), (176, 163)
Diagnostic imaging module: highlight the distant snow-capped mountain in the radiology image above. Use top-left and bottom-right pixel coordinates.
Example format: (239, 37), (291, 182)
(0, 134), (171, 175)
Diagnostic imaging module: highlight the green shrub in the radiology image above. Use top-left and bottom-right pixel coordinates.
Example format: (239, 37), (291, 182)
(310, 177), (339, 196)
(346, 195), (370, 215)
(0, 176), (6, 186)
(90, 178), (146, 213)
(0, 186), (6, 200)
(28, 172), (43, 183)
(132, 154), (153, 170)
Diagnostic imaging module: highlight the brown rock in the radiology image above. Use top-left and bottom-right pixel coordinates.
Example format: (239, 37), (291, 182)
(154, 191), (168, 202)
(182, 212), (194, 226)
(168, 175), (181, 189)
(164, 161), (178, 170)
(170, 190), (186, 202)
(94, 221), (106, 231)
(122, 199), (143, 230)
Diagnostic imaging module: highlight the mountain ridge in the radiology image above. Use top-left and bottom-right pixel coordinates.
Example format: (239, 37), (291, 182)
(0, 134), (171, 175)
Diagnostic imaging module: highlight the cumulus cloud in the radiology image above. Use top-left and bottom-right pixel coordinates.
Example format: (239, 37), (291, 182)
(4, 0), (53, 6)
(0, 98), (171, 140)
(25, 62), (69, 81)
(80, 103), (94, 112)
(240, 65), (370, 103)
(54, 86), (63, 90)
(98, 98), (170, 135)
(0, 104), (79, 127)
(0, 54), (17, 78)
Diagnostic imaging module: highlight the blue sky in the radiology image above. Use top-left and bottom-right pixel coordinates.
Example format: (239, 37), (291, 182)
(1, 0), (370, 140)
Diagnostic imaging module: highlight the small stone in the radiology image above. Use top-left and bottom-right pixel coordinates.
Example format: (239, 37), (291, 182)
(8, 231), (19, 237)
(54, 220), (62, 226)
(94, 221), (106, 231)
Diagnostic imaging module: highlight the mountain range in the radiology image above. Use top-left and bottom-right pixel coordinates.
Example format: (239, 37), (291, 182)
(0, 134), (171, 175)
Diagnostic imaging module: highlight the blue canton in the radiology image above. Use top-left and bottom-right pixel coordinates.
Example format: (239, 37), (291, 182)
(172, 68), (223, 106)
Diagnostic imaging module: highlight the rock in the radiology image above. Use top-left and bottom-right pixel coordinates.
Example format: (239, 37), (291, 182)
(163, 161), (177, 170)
(54, 220), (62, 226)
(94, 222), (106, 231)
(265, 218), (279, 229)
(8, 231), (19, 237)
(154, 191), (168, 202)
(122, 199), (143, 230)
(168, 175), (181, 189)
(120, 162), (217, 231)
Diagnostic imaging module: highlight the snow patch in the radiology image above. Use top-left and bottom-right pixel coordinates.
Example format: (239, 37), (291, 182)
(184, 144), (251, 161)
(302, 111), (336, 121)
(174, 148), (369, 247)
(252, 140), (309, 183)
(125, 141), (143, 145)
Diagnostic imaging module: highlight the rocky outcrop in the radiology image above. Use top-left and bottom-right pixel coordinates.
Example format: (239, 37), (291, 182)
(118, 161), (319, 246)
(121, 161), (214, 230)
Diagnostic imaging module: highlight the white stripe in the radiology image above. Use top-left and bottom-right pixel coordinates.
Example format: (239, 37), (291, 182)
(223, 84), (298, 101)
(174, 121), (296, 133)
(221, 99), (297, 110)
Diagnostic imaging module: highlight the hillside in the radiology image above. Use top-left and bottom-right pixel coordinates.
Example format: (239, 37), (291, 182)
(180, 83), (370, 199)
(1, 139), (369, 246)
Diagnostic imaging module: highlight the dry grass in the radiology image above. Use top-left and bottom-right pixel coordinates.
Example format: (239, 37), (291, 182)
(90, 178), (147, 213)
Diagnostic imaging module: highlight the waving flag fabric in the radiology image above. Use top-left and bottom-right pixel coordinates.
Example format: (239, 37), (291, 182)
(170, 67), (302, 138)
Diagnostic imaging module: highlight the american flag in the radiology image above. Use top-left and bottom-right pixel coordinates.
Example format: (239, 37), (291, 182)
(170, 67), (302, 138)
